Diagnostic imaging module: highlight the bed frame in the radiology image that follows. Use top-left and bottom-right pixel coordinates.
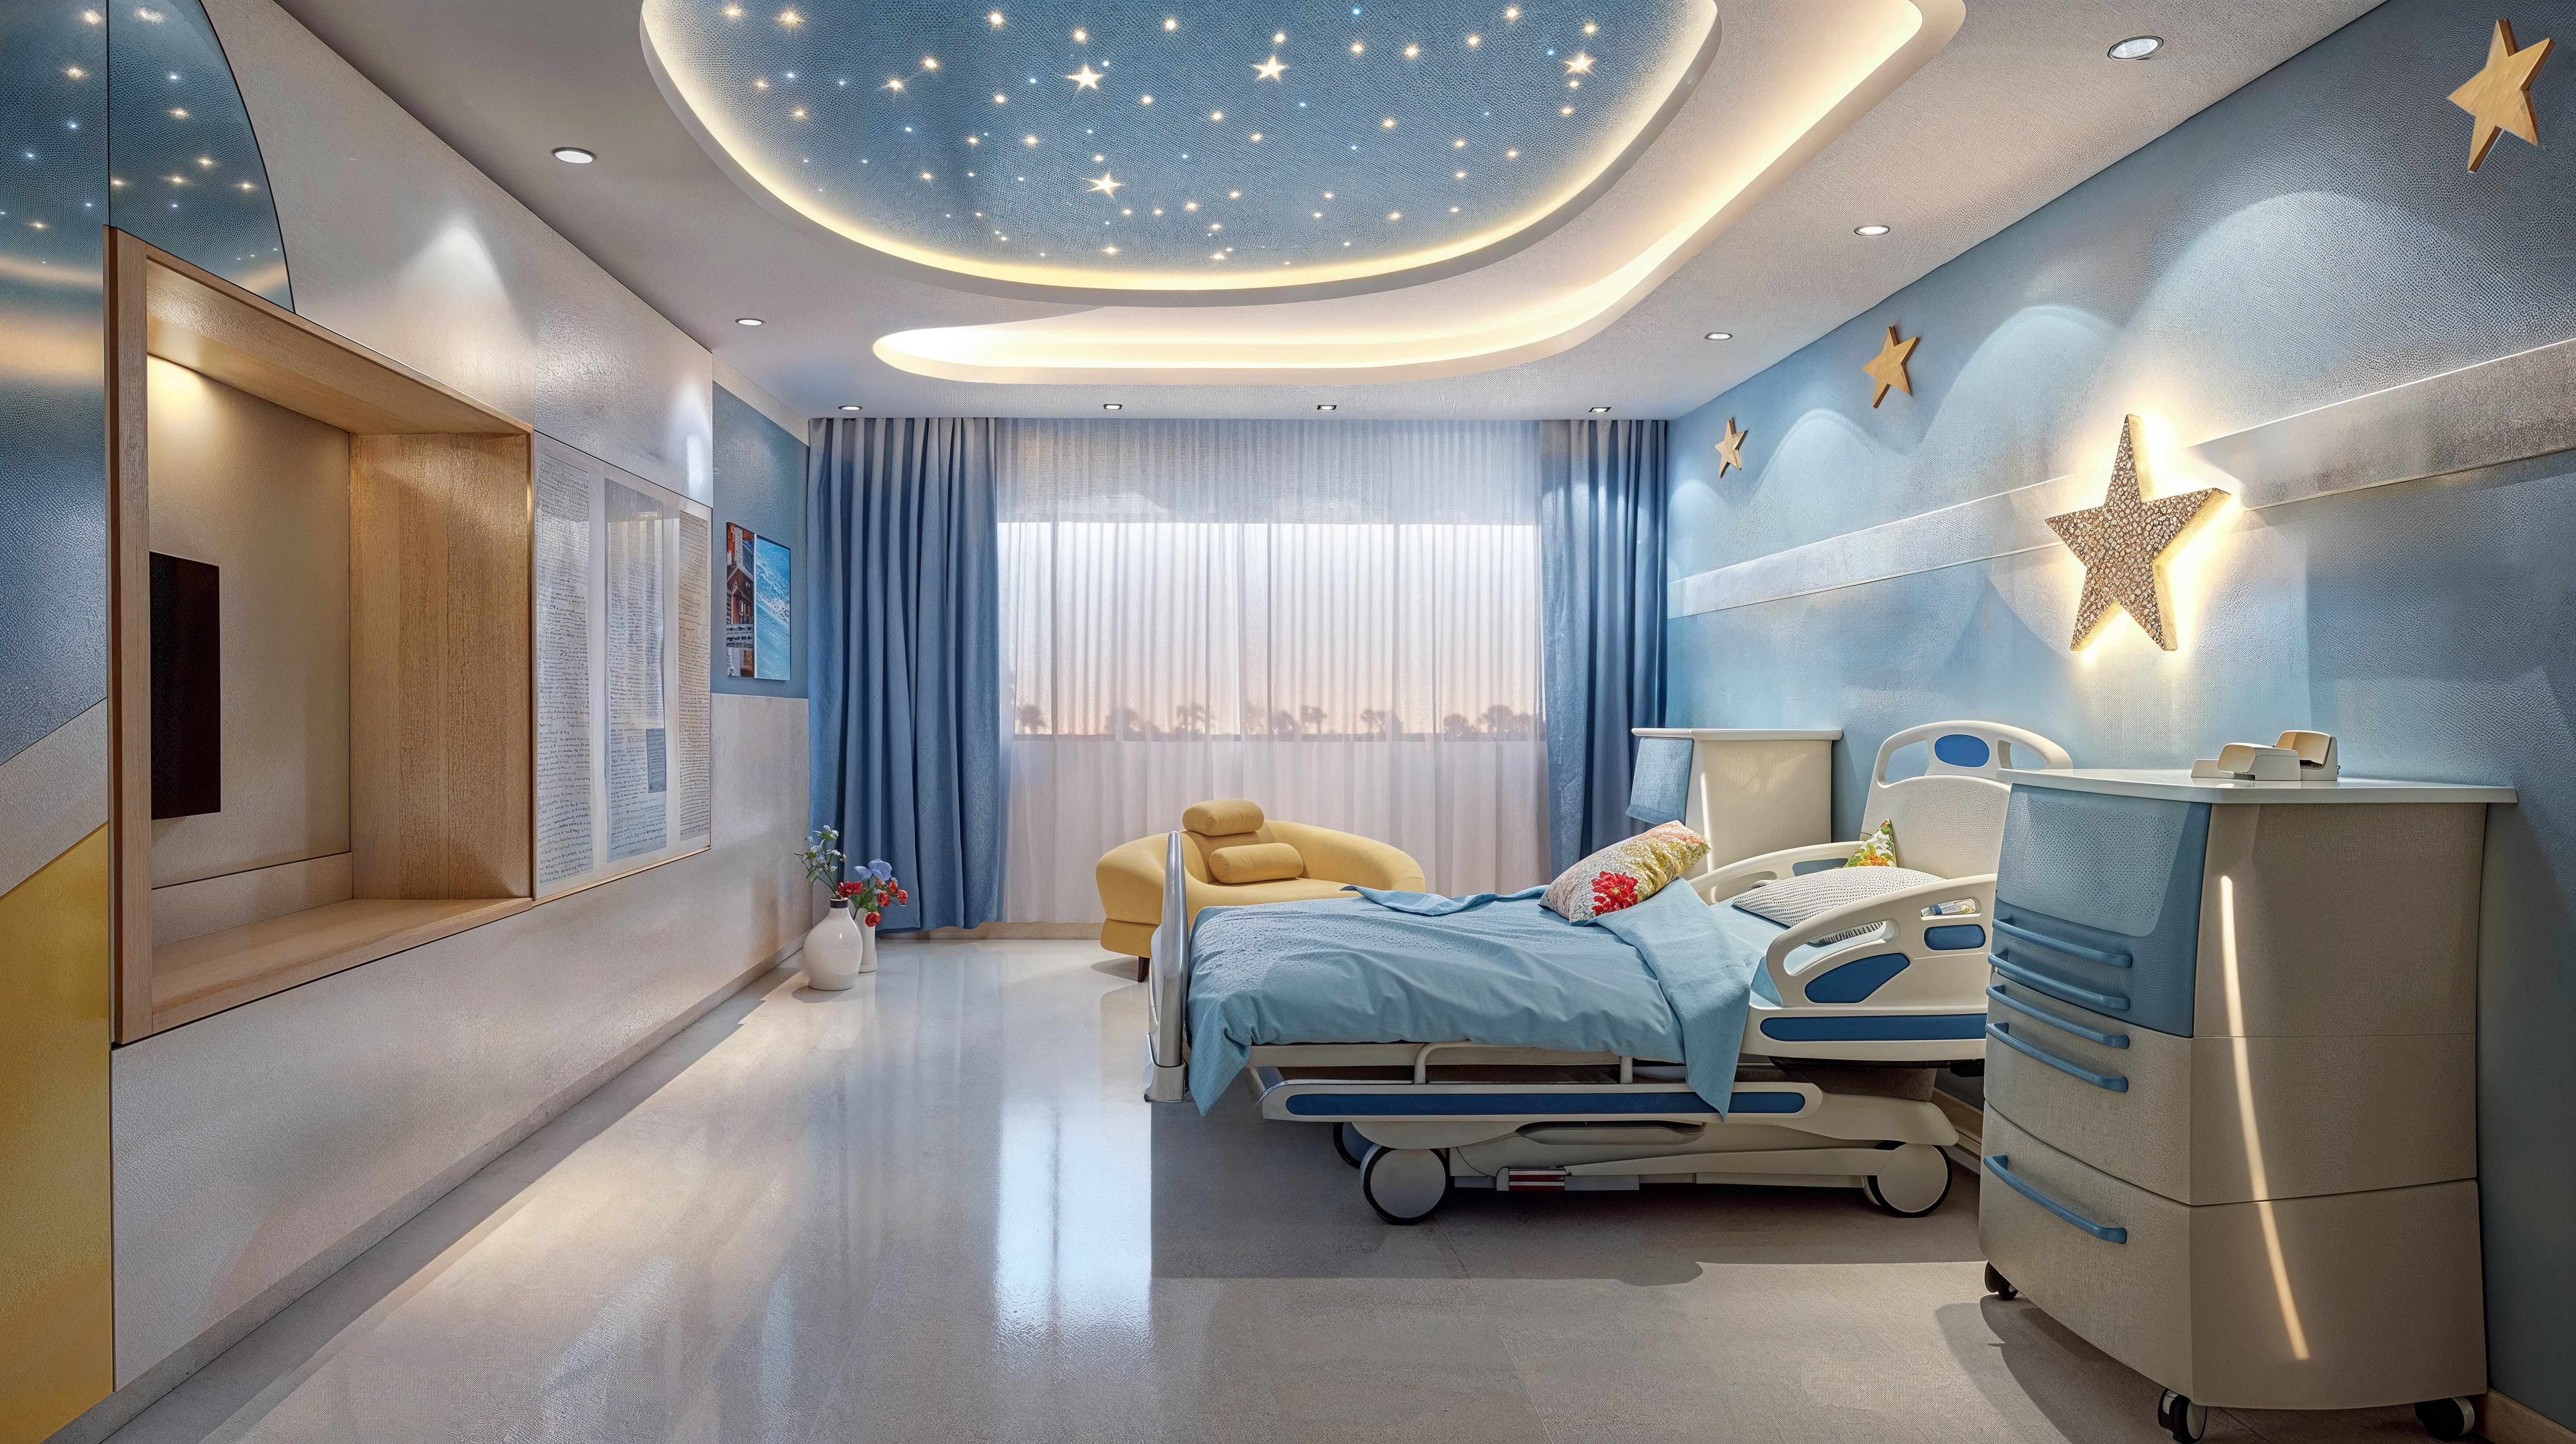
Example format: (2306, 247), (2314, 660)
(1142, 720), (2073, 1224)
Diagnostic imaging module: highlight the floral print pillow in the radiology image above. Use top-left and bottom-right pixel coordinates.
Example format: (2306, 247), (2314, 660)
(1844, 819), (1899, 867)
(1543, 822), (1711, 923)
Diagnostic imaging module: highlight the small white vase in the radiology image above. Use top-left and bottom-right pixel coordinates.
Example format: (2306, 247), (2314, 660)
(804, 901), (870, 990)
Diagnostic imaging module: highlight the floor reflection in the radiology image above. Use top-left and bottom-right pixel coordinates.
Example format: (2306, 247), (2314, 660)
(98, 941), (2439, 1444)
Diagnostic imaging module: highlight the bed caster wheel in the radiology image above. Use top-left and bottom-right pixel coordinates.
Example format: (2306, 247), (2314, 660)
(2157, 1390), (2208, 1442)
(1332, 1122), (1369, 1169)
(1983, 1263), (2016, 1300)
(1360, 1147), (1447, 1225)
(2414, 1397), (2477, 1441)
(1863, 1144), (1951, 1217)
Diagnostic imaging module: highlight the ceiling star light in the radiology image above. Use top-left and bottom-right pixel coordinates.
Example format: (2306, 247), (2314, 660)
(645, 0), (1776, 300)
(2450, 19), (2554, 171)
(1087, 170), (1124, 196)
(1565, 50), (1596, 74)
(553, 146), (596, 162)
(2107, 35), (2160, 59)
(1861, 324), (1918, 407)
(2047, 415), (2226, 651)
(1715, 417), (1748, 474)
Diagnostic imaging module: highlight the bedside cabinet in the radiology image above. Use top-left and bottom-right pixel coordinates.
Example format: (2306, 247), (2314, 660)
(1974, 770), (2513, 1436)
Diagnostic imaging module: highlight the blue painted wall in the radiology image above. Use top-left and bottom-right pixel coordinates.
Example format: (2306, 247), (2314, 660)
(710, 384), (807, 698)
(0, 0), (286, 770)
(1668, 0), (2576, 1423)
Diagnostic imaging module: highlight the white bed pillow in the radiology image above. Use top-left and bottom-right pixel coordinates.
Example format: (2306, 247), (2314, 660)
(1731, 866), (1941, 939)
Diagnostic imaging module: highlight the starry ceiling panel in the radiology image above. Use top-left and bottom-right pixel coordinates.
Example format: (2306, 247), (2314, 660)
(643, 0), (1714, 294)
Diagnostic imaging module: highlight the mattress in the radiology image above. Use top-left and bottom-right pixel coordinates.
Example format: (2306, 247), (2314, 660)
(1184, 879), (1758, 1113)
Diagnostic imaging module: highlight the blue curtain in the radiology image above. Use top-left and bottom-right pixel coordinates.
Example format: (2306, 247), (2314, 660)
(809, 418), (1004, 930)
(1540, 419), (1668, 873)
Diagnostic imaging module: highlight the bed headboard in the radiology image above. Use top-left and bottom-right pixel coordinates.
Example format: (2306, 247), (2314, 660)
(1626, 728), (1843, 872)
(1859, 721), (2074, 878)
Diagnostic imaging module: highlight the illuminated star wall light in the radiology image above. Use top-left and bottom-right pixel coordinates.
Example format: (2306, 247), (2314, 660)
(644, 0), (1713, 291)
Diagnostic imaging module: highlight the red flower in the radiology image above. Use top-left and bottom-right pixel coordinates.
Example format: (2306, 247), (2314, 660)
(1590, 871), (1641, 915)
(897, 888), (909, 903)
(834, 880), (862, 900)
(863, 911), (882, 927)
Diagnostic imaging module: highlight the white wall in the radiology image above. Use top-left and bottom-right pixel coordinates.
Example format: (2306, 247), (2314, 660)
(69, 0), (816, 1417)
(111, 694), (809, 1391)
(201, 0), (715, 504)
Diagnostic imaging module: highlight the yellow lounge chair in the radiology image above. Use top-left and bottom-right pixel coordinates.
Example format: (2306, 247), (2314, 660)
(1095, 799), (1426, 961)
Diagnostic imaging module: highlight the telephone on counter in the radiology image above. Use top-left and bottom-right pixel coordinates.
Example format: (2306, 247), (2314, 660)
(2191, 730), (2338, 782)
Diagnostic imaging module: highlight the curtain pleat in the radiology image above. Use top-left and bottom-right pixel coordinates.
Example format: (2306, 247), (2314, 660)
(997, 419), (1550, 918)
(1540, 419), (1668, 873)
(809, 418), (1004, 931)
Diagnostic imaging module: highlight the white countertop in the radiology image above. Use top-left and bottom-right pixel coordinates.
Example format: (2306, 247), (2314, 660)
(2006, 768), (2516, 806)
(1631, 728), (1843, 741)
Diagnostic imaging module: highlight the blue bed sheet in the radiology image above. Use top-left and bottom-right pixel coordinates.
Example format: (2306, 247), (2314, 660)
(1183, 880), (1761, 1114)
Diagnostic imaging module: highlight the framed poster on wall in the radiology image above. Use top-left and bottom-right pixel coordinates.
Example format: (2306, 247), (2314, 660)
(724, 522), (757, 678)
(533, 434), (713, 899)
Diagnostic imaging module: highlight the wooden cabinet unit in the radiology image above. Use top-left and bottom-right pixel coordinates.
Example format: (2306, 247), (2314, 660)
(107, 230), (537, 1042)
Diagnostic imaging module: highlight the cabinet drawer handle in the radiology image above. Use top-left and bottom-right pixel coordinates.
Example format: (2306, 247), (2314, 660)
(1986, 985), (2129, 1048)
(1987, 1022), (2129, 1092)
(1989, 956), (2130, 1014)
(1994, 918), (2132, 968)
(1983, 1154), (2128, 1243)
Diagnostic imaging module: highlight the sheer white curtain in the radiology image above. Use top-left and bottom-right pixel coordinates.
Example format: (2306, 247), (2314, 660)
(999, 419), (1549, 920)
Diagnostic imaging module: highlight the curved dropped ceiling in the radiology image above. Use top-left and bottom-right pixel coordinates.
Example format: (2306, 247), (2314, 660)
(864, 0), (1961, 385)
(642, 0), (1722, 303)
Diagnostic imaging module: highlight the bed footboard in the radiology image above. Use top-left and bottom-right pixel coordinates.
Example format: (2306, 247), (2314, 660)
(1143, 831), (1191, 1102)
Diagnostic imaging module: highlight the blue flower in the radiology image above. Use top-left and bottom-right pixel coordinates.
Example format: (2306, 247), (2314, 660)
(869, 859), (893, 881)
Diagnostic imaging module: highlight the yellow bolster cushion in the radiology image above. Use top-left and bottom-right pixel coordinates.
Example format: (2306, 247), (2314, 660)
(1208, 842), (1305, 885)
(1183, 798), (1267, 835)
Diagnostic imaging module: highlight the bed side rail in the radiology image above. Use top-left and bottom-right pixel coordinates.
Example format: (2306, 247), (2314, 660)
(1143, 831), (1191, 1102)
(1762, 872), (1999, 1006)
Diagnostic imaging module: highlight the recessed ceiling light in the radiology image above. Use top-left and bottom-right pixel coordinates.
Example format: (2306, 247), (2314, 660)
(838, 404), (862, 411)
(1588, 405), (1612, 414)
(1315, 403), (1338, 411)
(1102, 402), (1123, 410)
(2107, 35), (2162, 60)
(1704, 331), (1732, 341)
(735, 316), (764, 326)
(552, 146), (596, 164)
(1853, 224), (1891, 237)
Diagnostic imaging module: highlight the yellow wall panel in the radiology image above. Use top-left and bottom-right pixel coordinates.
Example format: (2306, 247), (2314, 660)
(0, 826), (113, 1443)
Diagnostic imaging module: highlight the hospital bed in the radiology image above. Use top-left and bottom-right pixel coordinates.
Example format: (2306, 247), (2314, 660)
(1140, 720), (2074, 1224)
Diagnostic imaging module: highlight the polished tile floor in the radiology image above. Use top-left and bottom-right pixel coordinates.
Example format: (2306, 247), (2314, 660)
(110, 941), (2439, 1443)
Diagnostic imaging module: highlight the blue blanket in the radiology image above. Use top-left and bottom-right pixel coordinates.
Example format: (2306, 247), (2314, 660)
(1183, 880), (1760, 1114)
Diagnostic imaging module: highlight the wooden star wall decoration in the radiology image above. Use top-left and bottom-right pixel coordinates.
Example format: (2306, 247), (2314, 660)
(2451, 19), (2553, 171)
(1715, 418), (1748, 475)
(1863, 325), (1918, 407)
(2046, 415), (2227, 651)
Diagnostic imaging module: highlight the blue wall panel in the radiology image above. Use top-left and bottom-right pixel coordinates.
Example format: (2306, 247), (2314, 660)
(0, 3), (110, 768)
(0, 0), (289, 771)
(1667, 0), (2576, 1422)
(711, 385), (807, 698)
(106, 0), (289, 306)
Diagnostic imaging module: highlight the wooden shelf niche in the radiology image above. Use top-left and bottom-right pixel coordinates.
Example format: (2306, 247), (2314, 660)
(109, 232), (536, 1041)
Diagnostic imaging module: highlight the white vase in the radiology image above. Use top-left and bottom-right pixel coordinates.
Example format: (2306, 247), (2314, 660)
(804, 901), (870, 990)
